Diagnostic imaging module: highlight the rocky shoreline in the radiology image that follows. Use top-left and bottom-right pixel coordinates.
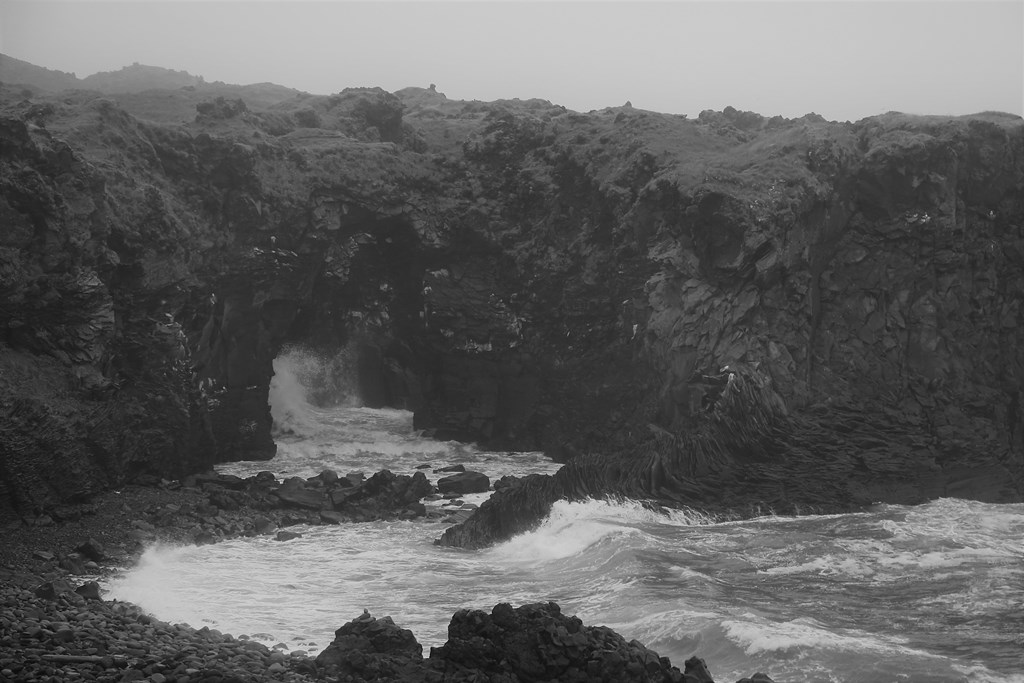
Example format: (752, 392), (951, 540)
(1, 472), (773, 683)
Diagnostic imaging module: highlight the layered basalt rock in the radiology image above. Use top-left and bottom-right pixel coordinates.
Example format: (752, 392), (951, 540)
(1, 69), (1022, 524)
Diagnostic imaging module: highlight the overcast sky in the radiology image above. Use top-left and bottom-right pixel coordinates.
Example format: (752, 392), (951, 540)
(1, 0), (1021, 122)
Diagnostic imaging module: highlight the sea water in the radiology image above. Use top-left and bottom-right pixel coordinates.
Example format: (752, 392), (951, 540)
(107, 350), (1024, 683)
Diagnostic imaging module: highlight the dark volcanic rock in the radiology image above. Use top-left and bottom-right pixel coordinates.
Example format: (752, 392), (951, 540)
(314, 610), (423, 681)
(0, 68), (1021, 528)
(329, 470), (433, 521)
(74, 580), (102, 601)
(74, 537), (106, 562)
(273, 479), (324, 510)
(315, 602), (695, 682)
(436, 471), (490, 494)
(431, 601), (683, 682)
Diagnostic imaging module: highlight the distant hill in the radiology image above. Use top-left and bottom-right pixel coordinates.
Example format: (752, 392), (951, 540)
(0, 54), (204, 94)
(0, 54), (305, 123)
(80, 62), (205, 92)
(0, 53), (79, 92)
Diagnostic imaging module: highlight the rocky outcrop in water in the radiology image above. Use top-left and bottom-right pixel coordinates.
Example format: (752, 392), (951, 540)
(315, 601), (752, 683)
(1, 60), (1022, 525)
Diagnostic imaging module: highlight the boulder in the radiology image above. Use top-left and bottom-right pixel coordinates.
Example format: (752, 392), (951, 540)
(319, 510), (345, 524)
(330, 470), (433, 521)
(34, 579), (75, 599)
(75, 580), (102, 601)
(436, 471), (490, 495)
(315, 610), (423, 681)
(312, 469), (340, 486)
(74, 538), (106, 562)
(59, 553), (89, 574)
(430, 602), (683, 682)
(252, 471), (277, 485)
(273, 484), (324, 510)
(735, 674), (775, 683)
(252, 516), (277, 535)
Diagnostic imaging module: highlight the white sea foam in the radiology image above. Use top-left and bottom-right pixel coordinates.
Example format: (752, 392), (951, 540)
(721, 614), (933, 658)
(268, 347), (326, 437)
(489, 501), (636, 562)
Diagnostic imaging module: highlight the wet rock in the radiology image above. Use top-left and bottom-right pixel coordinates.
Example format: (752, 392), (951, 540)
(273, 481), (324, 510)
(434, 464), (466, 473)
(319, 510), (345, 524)
(329, 470), (433, 521)
(252, 516), (277, 535)
(436, 471), (490, 495)
(274, 530), (302, 542)
(75, 580), (102, 601)
(735, 674), (775, 683)
(252, 471), (277, 486)
(683, 656), (716, 683)
(312, 469), (340, 486)
(34, 579), (74, 599)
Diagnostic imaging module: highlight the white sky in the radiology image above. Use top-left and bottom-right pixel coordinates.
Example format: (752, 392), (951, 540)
(1, 0), (1021, 122)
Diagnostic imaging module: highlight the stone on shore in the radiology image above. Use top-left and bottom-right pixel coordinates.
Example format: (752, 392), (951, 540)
(74, 580), (102, 601)
(75, 537), (106, 562)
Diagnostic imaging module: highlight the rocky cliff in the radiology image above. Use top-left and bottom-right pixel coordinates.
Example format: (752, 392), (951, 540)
(1, 66), (1022, 530)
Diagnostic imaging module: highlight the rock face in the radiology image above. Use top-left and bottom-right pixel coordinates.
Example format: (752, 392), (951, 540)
(1, 66), (1022, 524)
